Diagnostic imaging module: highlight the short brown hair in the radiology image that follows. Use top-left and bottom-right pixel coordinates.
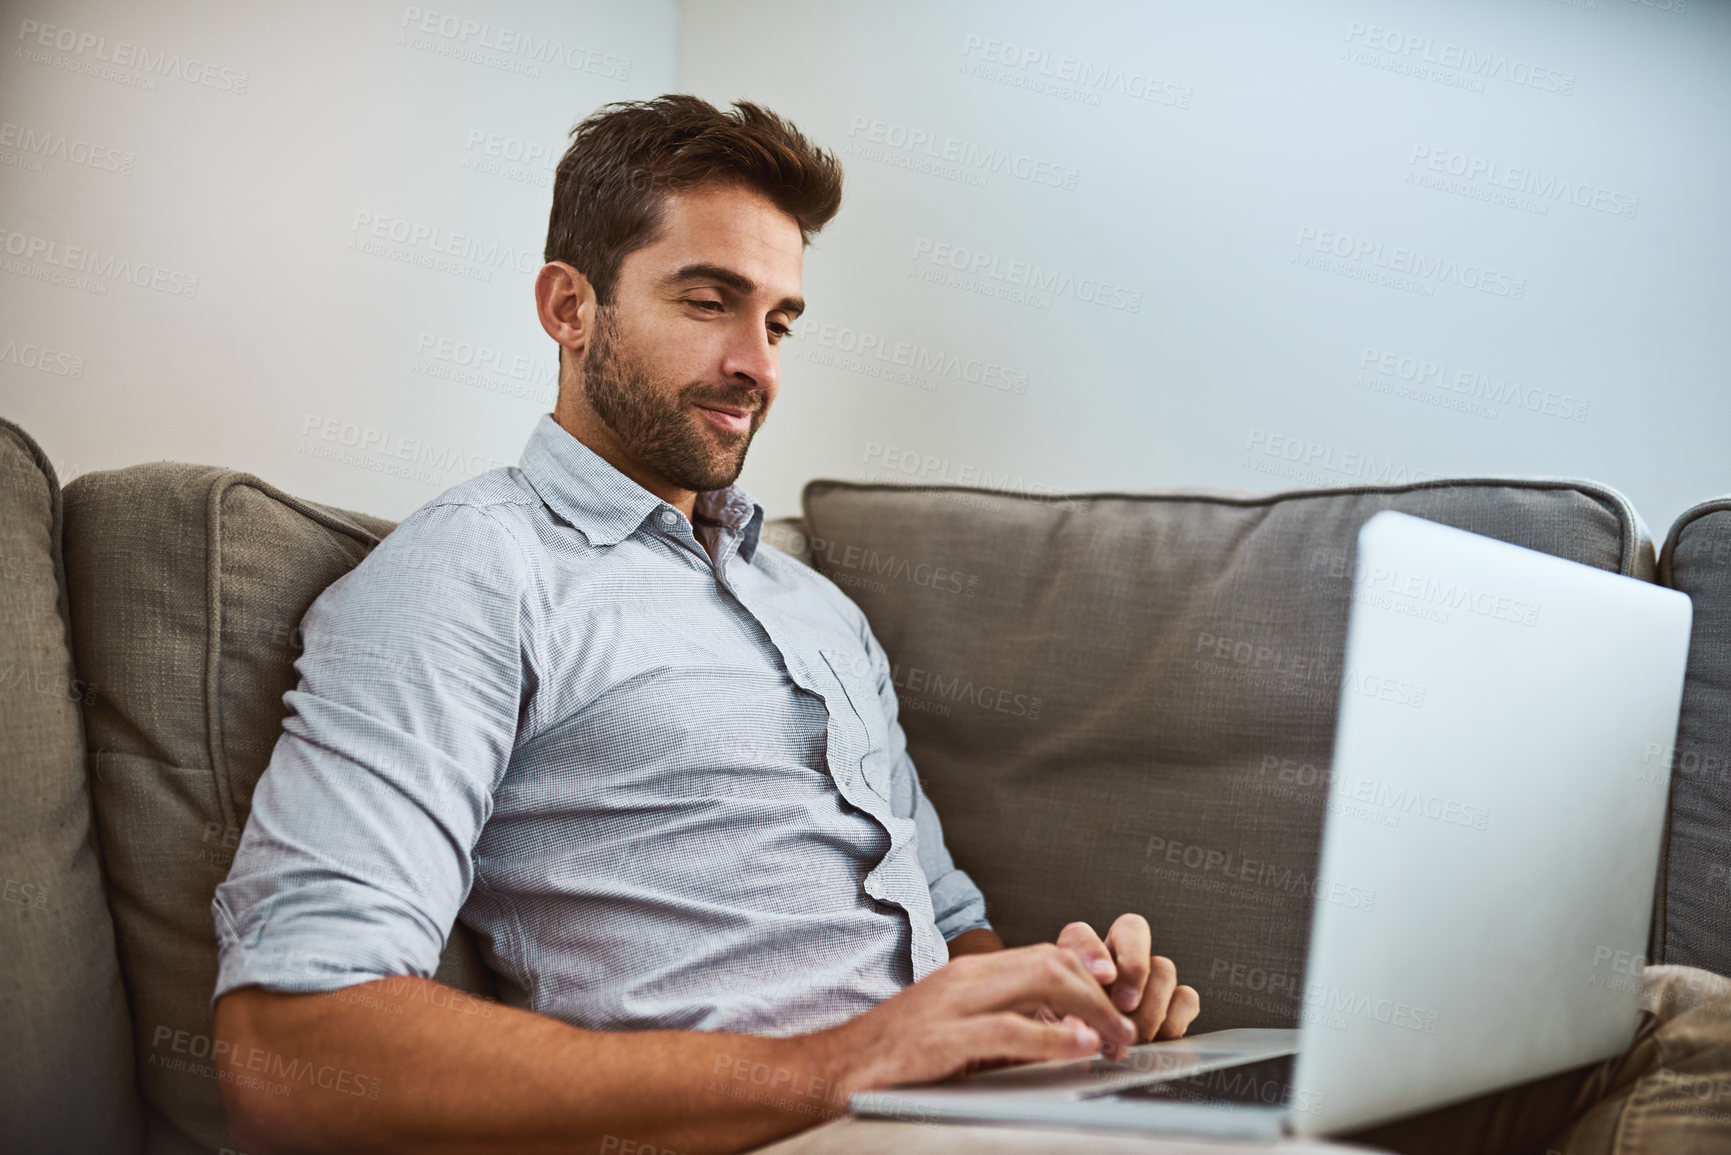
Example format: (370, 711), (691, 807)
(545, 94), (843, 306)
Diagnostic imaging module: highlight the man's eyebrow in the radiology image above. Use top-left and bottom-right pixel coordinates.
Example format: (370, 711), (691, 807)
(665, 262), (805, 319)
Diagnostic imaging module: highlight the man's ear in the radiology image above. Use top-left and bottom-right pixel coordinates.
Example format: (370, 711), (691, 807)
(535, 261), (596, 362)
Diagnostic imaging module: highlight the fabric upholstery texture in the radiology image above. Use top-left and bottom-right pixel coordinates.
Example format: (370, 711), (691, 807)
(763, 515), (815, 566)
(62, 463), (499, 1155)
(1656, 498), (1731, 975)
(800, 477), (1652, 1034)
(0, 418), (142, 1154)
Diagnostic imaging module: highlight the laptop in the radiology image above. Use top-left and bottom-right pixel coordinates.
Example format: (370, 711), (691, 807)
(852, 510), (1693, 1139)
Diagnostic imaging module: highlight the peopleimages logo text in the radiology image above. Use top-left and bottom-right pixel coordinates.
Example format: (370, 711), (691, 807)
(349, 211), (538, 279)
(1302, 985), (1441, 1035)
(1295, 227), (1526, 300)
(911, 238), (1142, 312)
(1335, 775), (1491, 831)
(398, 7), (631, 79)
(1408, 146), (1637, 219)
(16, 19), (250, 92)
(806, 537), (978, 597)
(0, 338), (84, 378)
(1357, 347), (1589, 423)
(958, 35), (1192, 108)
(791, 320), (1029, 394)
(1344, 22), (1575, 95)
(847, 115), (1080, 190)
(1142, 835), (1378, 912)
(1244, 429), (1440, 486)
(0, 120), (134, 174)
(416, 332), (552, 387)
(0, 223), (199, 297)
(300, 414), (510, 479)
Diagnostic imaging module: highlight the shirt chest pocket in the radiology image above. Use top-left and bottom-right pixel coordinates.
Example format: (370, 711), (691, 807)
(818, 647), (896, 803)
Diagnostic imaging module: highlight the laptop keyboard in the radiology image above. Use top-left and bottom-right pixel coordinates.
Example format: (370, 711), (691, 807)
(1111, 1054), (1299, 1108)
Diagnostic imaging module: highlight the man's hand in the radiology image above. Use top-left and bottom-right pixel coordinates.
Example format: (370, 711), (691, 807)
(812, 943), (1139, 1098)
(1056, 915), (1200, 1046)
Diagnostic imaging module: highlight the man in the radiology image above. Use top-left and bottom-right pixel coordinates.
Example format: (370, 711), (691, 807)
(215, 96), (1731, 1155)
(212, 96), (1198, 1155)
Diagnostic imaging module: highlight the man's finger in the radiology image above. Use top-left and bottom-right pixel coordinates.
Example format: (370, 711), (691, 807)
(1155, 984), (1201, 1040)
(855, 1011), (1099, 1091)
(1056, 921), (1116, 985)
(1104, 914), (1153, 1013)
(945, 944), (1136, 1049)
(940, 1012), (1101, 1073)
(1131, 955), (1180, 1043)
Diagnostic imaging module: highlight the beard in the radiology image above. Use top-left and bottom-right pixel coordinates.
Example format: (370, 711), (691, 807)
(580, 307), (765, 493)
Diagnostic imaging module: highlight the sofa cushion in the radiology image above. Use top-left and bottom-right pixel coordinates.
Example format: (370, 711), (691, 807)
(64, 464), (499, 1155)
(763, 516), (814, 566)
(801, 477), (1651, 1033)
(1656, 498), (1731, 975)
(0, 418), (142, 1154)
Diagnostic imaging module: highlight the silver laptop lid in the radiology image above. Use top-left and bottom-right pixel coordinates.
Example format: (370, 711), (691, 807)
(1289, 511), (1691, 1136)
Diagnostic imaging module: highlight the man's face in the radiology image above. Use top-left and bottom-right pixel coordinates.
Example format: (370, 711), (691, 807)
(580, 183), (805, 494)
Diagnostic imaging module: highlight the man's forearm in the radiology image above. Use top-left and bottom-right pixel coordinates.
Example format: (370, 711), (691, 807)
(217, 976), (850, 1155)
(946, 927), (1005, 957)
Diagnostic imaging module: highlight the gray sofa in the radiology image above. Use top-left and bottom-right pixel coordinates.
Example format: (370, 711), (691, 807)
(3, 411), (1727, 1155)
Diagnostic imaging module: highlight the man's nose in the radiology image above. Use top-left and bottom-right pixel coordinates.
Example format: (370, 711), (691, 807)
(721, 324), (779, 394)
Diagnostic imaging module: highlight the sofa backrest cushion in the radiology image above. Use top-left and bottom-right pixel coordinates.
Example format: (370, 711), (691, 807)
(1656, 498), (1731, 975)
(63, 464), (499, 1155)
(0, 419), (142, 1154)
(762, 516), (814, 566)
(800, 477), (1651, 1033)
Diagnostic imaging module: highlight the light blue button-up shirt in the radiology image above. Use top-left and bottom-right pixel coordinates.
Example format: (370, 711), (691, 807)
(212, 414), (990, 1035)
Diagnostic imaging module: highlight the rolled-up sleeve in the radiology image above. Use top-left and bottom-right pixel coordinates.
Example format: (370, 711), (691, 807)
(861, 625), (992, 943)
(908, 759), (993, 942)
(211, 502), (527, 1003)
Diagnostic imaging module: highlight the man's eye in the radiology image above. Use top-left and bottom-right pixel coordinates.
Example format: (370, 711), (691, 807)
(689, 299), (723, 313)
(768, 322), (792, 340)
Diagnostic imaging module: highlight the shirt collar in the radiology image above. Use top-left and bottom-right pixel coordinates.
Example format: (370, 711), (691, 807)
(518, 414), (765, 560)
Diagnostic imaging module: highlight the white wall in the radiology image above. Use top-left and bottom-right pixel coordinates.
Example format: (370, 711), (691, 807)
(684, 0), (1730, 536)
(0, 0), (674, 519)
(3, 0), (1726, 535)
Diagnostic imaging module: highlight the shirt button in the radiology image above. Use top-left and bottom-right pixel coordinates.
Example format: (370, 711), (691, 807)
(659, 510), (678, 526)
